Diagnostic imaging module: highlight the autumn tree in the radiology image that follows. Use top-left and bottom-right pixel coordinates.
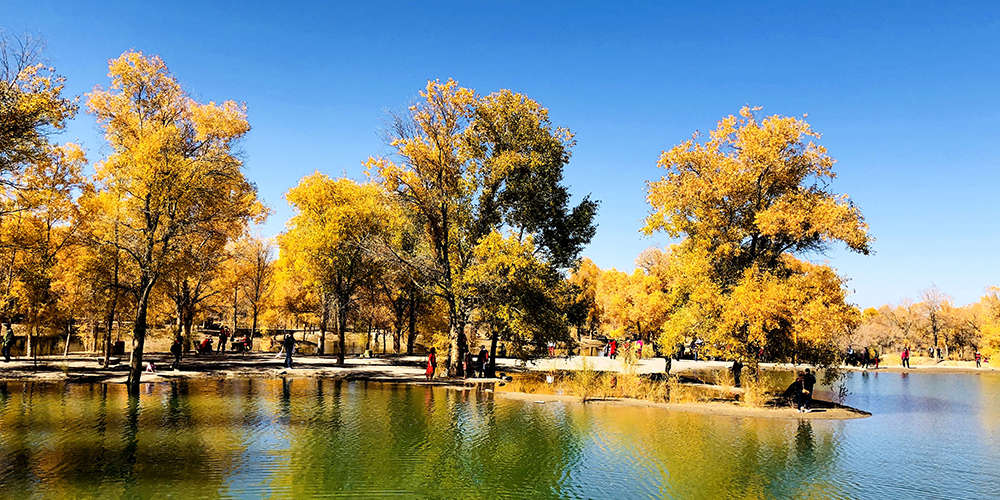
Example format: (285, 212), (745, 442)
(369, 80), (597, 375)
(0, 32), (77, 196)
(162, 229), (230, 350)
(643, 107), (872, 368)
(916, 287), (952, 360)
(86, 51), (263, 394)
(280, 173), (393, 364)
(853, 306), (902, 355)
(567, 257), (601, 338)
(234, 233), (276, 348)
(978, 287), (1000, 360)
(468, 232), (574, 372)
(0, 142), (85, 356)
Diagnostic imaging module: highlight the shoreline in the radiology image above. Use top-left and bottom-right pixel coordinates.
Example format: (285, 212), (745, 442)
(0, 353), (881, 420)
(494, 390), (870, 420)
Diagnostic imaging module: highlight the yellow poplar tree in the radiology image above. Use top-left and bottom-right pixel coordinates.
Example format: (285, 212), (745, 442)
(0, 142), (85, 356)
(280, 173), (393, 364)
(0, 32), (78, 193)
(368, 80), (597, 375)
(86, 51), (263, 394)
(644, 107), (872, 366)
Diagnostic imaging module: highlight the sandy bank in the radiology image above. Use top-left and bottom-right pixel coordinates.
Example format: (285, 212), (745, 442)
(494, 390), (870, 420)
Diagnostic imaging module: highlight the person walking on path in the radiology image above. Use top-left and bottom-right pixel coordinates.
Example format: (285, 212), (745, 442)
(609, 340), (618, 360)
(282, 333), (295, 369)
(901, 347), (910, 368)
(2, 323), (14, 362)
(976, 351), (982, 368)
(218, 327), (229, 353)
(425, 347), (437, 381)
(170, 338), (182, 370)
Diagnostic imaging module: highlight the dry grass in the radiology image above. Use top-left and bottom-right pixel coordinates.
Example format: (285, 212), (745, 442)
(713, 369), (735, 389)
(741, 374), (780, 408)
(572, 358), (601, 402)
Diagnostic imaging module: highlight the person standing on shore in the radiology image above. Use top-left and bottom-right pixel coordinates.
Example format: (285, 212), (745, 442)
(2, 323), (14, 362)
(901, 347), (910, 368)
(477, 346), (488, 378)
(282, 333), (295, 369)
(802, 369), (816, 412)
(170, 338), (182, 370)
(464, 351), (474, 378)
(426, 347), (437, 380)
(976, 351), (982, 368)
(218, 327), (229, 353)
(731, 360), (743, 387)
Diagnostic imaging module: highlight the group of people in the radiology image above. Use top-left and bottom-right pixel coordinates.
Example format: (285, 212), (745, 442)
(463, 346), (490, 378)
(601, 338), (645, 359)
(845, 346), (881, 369)
(794, 369), (817, 413)
(424, 345), (492, 380)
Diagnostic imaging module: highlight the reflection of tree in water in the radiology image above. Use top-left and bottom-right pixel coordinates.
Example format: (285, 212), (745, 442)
(0, 381), (233, 497)
(580, 405), (840, 499)
(273, 381), (587, 498)
(0, 379), (847, 498)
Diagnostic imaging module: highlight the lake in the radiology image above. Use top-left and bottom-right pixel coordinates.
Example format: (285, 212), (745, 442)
(0, 371), (998, 499)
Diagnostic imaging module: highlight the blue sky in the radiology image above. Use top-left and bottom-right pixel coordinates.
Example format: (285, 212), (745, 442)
(4, 1), (999, 307)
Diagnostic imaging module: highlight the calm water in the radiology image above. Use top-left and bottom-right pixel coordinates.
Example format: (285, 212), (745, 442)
(0, 372), (998, 499)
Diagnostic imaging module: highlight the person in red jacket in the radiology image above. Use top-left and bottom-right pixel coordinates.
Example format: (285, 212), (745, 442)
(425, 347), (437, 380)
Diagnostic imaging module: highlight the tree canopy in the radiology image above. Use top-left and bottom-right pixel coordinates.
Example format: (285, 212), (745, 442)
(368, 79), (597, 374)
(643, 107), (872, 366)
(85, 51), (264, 393)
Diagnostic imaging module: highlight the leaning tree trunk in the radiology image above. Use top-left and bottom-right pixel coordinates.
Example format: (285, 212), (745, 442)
(63, 320), (72, 358)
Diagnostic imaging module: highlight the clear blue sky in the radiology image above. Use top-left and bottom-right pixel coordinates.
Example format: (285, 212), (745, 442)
(5, 0), (999, 308)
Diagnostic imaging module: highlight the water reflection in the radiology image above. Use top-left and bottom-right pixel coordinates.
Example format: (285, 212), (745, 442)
(0, 375), (999, 498)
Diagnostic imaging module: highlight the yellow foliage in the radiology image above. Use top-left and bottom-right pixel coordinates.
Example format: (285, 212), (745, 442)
(643, 108), (871, 365)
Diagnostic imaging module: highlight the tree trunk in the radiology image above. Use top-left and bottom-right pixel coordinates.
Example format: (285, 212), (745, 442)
(336, 300), (348, 365)
(251, 305), (259, 353)
(406, 289), (418, 355)
(488, 330), (498, 378)
(182, 311), (194, 351)
(126, 279), (155, 396)
(91, 319), (99, 353)
(104, 296), (116, 367)
(319, 294), (329, 355)
(63, 321), (72, 358)
(447, 299), (467, 377)
(232, 287), (240, 348)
